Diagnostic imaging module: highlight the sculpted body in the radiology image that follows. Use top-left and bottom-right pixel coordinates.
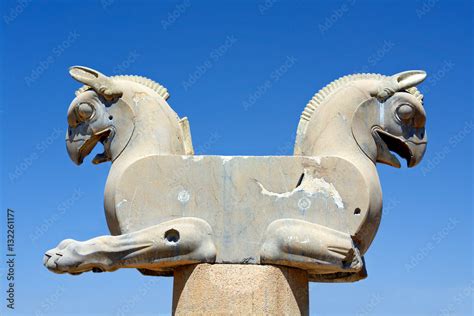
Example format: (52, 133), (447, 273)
(44, 66), (427, 282)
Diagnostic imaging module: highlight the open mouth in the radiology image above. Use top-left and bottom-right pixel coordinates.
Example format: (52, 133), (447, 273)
(373, 128), (413, 167)
(78, 129), (111, 164)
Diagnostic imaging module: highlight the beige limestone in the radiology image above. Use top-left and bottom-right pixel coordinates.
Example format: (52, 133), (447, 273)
(172, 264), (309, 315)
(44, 66), (428, 284)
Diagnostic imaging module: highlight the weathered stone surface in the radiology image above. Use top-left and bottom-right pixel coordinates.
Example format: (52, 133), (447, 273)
(44, 66), (428, 284)
(172, 264), (309, 315)
(113, 155), (367, 268)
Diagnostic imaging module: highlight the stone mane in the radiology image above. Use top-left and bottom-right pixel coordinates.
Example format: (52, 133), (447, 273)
(297, 73), (424, 135)
(76, 75), (170, 100)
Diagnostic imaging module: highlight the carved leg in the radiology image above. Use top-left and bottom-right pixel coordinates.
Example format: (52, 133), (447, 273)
(260, 219), (363, 274)
(43, 217), (216, 275)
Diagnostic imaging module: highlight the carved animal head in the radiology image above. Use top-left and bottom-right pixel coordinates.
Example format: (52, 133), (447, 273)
(66, 65), (183, 165)
(296, 70), (428, 169)
(66, 66), (135, 165)
(354, 71), (428, 168)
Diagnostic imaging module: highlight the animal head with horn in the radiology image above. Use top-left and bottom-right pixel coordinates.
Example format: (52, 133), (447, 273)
(295, 70), (428, 169)
(44, 67), (430, 283)
(65, 66), (193, 166)
(294, 70), (428, 258)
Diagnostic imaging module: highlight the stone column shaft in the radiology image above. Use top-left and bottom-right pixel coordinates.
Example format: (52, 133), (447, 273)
(172, 264), (309, 315)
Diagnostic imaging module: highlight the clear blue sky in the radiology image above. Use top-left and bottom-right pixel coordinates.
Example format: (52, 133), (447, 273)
(1, 0), (472, 315)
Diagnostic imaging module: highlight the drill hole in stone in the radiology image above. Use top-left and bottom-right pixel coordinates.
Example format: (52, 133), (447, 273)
(165, 229), (180, 243)
(354, 208), (361, 215)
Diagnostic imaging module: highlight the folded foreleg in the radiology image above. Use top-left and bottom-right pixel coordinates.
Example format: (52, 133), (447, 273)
(43, 217), (216, 275)
(260, 219), (363, 274)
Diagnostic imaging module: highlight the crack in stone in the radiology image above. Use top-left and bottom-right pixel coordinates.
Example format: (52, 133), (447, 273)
(255, 171), (344, 209)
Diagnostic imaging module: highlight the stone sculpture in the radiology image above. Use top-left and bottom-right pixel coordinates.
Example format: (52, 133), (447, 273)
(44, 66), (427, 283)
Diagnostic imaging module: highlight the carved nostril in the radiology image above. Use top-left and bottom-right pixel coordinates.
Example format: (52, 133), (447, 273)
(164, 229), (180, 243)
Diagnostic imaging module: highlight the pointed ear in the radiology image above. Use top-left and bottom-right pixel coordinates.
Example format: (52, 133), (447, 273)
(393, 70), (427, 90)
(69, 66), (106, 84)
(69, 66), (122, 100)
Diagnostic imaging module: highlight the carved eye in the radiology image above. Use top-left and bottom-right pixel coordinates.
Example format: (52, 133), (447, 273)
(396, 104), (414, 121)
(76, 103), (95, 121)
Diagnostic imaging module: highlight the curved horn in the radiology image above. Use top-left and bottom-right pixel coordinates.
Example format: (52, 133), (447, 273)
(375, 70), (427, 101)
(392, 70), (427, 90)
(69, 66), (122, 100)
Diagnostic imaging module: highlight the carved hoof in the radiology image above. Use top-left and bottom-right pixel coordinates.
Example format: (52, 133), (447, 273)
(260, 219), (363, 274)
(43, 239), (115, 275)
(342, 245), (363, 271)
